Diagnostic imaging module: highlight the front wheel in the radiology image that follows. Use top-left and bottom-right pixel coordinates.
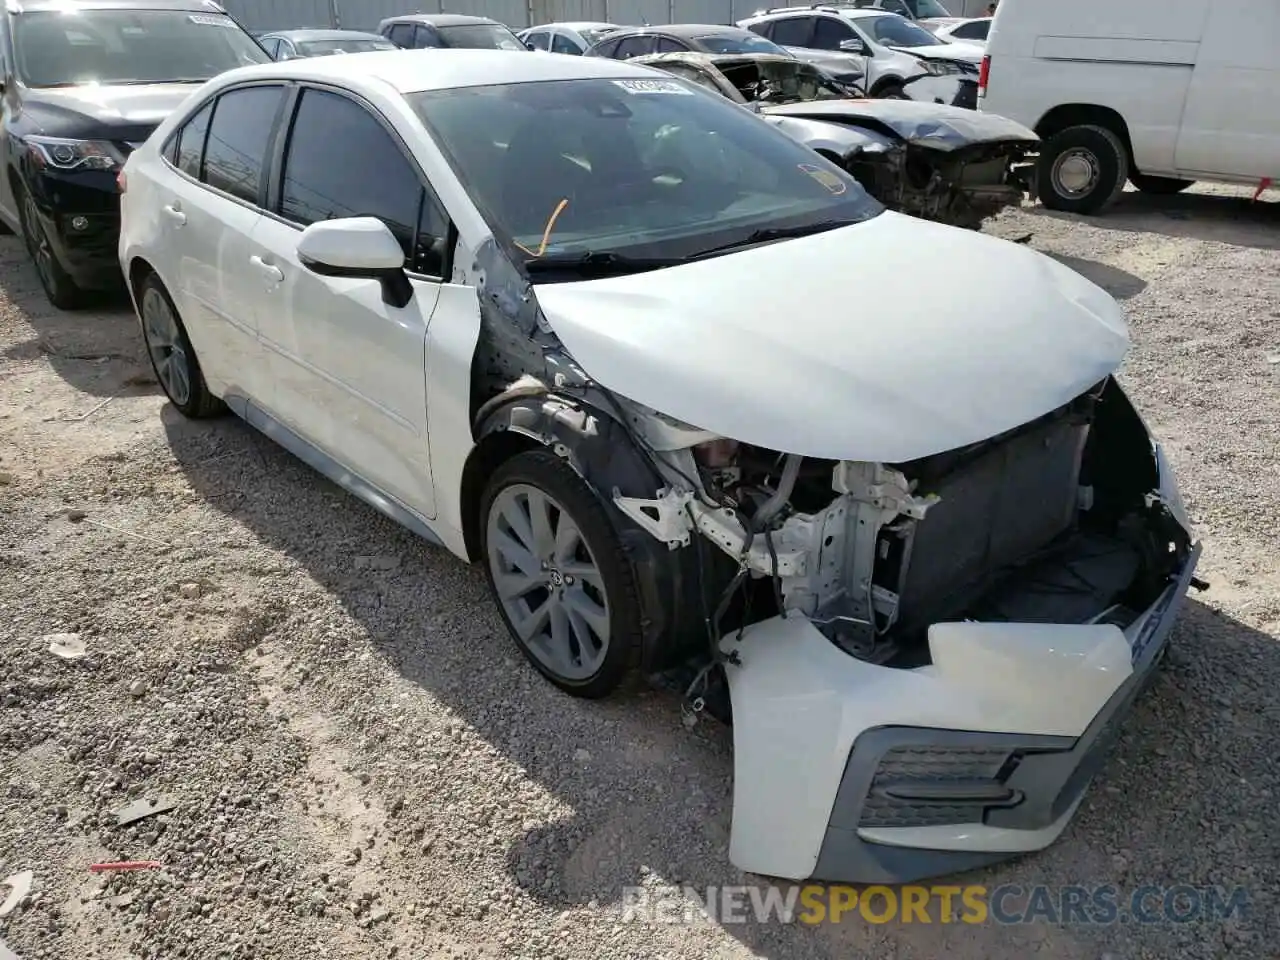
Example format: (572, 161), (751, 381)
(1130, 173), (1195, 195)
(875, 82), (907, 100)
(1036, 124), (1129, 215)
(480, 449), (643, 699)
(17, 186), (84, 309)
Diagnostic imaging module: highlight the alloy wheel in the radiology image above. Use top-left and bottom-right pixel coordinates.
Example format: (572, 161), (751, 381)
(486, 483), (611, 682)
(141, 285), (192, 406)
(21, 194), (58, 294)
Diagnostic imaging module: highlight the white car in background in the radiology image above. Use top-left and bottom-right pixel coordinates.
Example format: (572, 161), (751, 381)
(931, 16), (991, 43)
(517, 21), (621, 55)
(739, 6), (983, 99)
(117, 49), (1198, 887)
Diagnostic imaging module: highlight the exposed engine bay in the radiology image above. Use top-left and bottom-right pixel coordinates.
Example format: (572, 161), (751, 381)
(617, 376), (1192, 689)
(761, 103), (1039, 230)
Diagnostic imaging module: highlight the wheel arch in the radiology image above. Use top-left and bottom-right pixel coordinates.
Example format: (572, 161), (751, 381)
(1035, 104), (1134, 165)
(869, 74), (904, 96)
(461, 390), (711, 673)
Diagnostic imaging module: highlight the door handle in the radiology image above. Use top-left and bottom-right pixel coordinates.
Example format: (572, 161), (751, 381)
(249, 255), (284, 283)
(161, 203), (186, 227)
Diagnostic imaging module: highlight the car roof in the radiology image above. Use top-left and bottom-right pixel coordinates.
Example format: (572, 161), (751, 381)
(528, 21), (618, 31)
(618, 23), (767, 39)
(748, 6), (899, 20)
(211, 47), (675, 94)
(636, 50), (799, 67)
(263, 29), (387, 42)
(8, 0), (226, 11)
(378, 13), (501, 28)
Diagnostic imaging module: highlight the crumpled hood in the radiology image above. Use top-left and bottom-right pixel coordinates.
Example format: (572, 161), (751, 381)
(533, 211), (1129, 462)
(31, 84), (199, 127)
(762, 98), (1038, 148)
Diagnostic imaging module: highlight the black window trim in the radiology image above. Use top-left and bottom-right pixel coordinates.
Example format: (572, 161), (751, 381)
(159, 80), (290, 213)
(265, 80), (455, 283)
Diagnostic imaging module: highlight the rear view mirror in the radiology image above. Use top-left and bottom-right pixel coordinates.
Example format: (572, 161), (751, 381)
(297, 217), (413, 308)
(839, 38), (868, 54)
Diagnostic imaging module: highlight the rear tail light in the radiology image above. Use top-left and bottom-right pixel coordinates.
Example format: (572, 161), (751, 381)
(977, 55), (990, 98)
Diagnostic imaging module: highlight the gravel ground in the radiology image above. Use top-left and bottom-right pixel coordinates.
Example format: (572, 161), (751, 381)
(1, 186), (1277, 960)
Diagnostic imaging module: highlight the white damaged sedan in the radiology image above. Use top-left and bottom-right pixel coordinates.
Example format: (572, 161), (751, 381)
(118, 50), (1201, 884)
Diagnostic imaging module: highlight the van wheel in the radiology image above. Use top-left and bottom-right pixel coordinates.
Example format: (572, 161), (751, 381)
(1130, 173), (1195, 195)
(480, 449), (642, 699)
(138, 273), (225, 418)
(1037, 124), (1129, 215)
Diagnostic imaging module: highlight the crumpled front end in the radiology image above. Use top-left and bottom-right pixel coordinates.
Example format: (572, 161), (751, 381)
(612, 377), (1199, 883)
(762, 105), (1038, 229)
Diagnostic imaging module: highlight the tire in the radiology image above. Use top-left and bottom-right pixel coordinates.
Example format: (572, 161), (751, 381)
(480, 449), (643, 699)
(17, 185), (85, 309)
(874, 81), (907, 100)
(1036, 123), (1129, 215)
(1130, 173), (1195, 195)
(137, 272), (225, 418)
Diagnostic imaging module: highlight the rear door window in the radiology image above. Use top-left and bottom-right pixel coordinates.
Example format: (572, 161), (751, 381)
(768, 17), (813, 46)
(613, 34), (655, 59)
(387, 23), (414, 47)
(201, 85), (285, 205)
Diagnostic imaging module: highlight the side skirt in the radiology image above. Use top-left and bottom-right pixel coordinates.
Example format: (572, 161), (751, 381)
(239, 397), (445, 549)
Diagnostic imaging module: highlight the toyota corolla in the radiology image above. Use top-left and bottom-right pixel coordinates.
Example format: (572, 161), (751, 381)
(117, 50), (1200, 885)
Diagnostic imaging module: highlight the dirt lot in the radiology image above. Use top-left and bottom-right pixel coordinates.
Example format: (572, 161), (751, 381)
(1, 187), (1278, 960)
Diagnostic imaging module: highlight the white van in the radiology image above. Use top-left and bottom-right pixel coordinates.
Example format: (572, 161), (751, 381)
(977, 0), (1279, 213)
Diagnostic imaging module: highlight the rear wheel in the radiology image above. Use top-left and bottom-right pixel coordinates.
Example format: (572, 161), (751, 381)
(1036, 124), (1129, 215)
(1130, 173), (1195, 195)
(138, 273), (225, 418)
(17, 186), (84, 309)
(480, 449), (643, 699)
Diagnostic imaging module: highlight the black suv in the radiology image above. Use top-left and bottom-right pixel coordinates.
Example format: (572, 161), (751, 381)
(0, 0), (269, 308)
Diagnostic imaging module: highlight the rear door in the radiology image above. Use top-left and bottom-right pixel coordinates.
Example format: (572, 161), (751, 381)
(1174, 0), (1279, 179)
(155, 84), (286, 405)
(248, 85), (447, 518)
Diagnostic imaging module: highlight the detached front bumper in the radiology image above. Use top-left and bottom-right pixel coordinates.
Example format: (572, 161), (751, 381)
(720, 543), (1200, 884)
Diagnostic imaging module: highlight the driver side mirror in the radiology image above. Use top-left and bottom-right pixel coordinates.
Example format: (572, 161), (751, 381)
(297, 217), (414, 309)
(838, 38), (868, 54)
(523, 39), (537, 50)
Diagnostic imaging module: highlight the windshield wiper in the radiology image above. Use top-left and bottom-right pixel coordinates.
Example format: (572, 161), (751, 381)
(112, 78), (210, 85)
(524, 251), (688, 276)
(688, 219), (862, 259)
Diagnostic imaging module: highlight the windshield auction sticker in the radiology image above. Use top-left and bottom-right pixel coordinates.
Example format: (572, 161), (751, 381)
(611, 79), (694, 95)
(188, 14), (236, 27)
(797, 163), (847, 195)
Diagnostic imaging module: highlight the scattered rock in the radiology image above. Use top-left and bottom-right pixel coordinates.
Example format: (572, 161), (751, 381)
(0, 871), (33, 918)
(46, 632), (87, 660)
(178, 582), (202, 600)
(572, 748), (592, 763)
(128, 678), (148, 698)
(66, 509), (88, 523)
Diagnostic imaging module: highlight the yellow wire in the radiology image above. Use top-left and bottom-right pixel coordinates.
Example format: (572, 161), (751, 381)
(515, 198), (570, 258)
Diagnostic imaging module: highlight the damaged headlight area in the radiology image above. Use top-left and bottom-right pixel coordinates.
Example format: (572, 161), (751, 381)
(616, 376), (1194, 672)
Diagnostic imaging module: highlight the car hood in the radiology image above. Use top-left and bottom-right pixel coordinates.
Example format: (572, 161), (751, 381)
(762, 98), (1038, 148)
(900, 40), (985, 64)
(532, 212), (1129, 462)
(29, 83), (200, 126)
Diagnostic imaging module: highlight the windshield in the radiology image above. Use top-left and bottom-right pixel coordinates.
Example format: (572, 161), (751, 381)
(299, 38), (396, 55)
(438, 23), (525, 50)
(412, 78), (881, 272)
(695, 33), (788, 55)
(579, 26), (620, 47)
(14, 9), (269, 88)
(908, 0), (953, 17)
(861, 14), (944, 47)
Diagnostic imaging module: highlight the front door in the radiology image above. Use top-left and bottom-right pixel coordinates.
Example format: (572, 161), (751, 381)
(249, 85), (447, 519)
